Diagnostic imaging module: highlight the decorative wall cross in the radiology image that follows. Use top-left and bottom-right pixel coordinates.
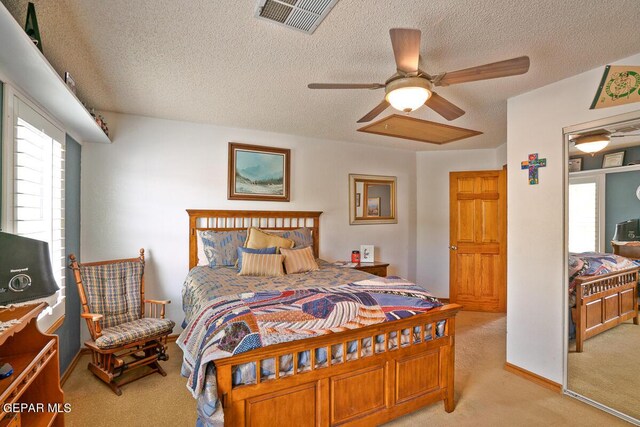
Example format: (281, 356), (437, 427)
(521, 153), (546, 185)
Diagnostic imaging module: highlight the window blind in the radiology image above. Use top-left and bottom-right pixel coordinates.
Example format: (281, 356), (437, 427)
(11, 97), (65, 323)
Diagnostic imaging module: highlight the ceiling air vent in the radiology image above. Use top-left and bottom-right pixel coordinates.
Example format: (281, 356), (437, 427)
(255, 0), (339, 34)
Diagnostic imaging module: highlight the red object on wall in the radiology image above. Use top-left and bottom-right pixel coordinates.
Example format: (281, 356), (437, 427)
(351, 251), (360, 263)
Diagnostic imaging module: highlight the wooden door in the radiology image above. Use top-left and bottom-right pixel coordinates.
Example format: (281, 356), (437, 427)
(449, 169), (506, 312)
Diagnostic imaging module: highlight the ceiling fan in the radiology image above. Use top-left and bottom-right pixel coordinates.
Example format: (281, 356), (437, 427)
(308, 28), (530, 123)
(570, 130), (640, 154)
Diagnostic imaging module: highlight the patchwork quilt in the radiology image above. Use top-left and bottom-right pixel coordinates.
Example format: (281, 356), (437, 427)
(181, 260), (374, 327)
(178, 274), (442, 426)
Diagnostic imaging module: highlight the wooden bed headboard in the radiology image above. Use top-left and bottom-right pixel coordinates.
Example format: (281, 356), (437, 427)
(187, 209), (322, 269)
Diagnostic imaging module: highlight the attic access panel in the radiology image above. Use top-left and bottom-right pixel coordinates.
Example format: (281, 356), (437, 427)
(357, 114), (483, 145)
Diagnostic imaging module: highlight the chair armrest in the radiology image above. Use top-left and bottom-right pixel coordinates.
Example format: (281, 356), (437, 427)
(144, 299), (171, 305)
(80, 313), (103, 338)
(144, 300), (170, 319)
(81, 313), (103, 321)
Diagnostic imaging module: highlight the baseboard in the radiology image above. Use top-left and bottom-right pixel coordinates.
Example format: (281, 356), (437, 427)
(438, 298), (450, 304)
(167, 333), (179, 343)
(504, 362), (562, 393)
(61, 349), (84, 387)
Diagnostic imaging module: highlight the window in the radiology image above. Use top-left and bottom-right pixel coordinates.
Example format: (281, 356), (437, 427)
(2, 94), (65, 330)
(568, 175), (604, 253)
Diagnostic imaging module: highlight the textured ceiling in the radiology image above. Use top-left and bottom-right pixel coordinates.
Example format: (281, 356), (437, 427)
(5, 0), (640, 150)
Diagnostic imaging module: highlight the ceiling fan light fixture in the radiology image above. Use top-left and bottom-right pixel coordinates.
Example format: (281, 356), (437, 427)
(385, 77), (432, 113)
(573, 133), (610, 154)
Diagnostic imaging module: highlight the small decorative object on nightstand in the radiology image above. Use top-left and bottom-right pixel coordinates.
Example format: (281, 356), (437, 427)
(360, 245), (374, 262)
(353, 261), (389, 277)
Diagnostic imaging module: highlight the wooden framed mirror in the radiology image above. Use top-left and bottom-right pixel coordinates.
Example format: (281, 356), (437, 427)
(349, 174), (397, 225)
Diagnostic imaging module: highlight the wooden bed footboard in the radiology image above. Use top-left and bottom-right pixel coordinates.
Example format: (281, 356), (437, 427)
(214, 304), (461, 427)
(573, 267), (639, 353)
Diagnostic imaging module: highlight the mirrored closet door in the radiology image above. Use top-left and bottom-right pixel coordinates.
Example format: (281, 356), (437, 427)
(565, 112), (640, 423)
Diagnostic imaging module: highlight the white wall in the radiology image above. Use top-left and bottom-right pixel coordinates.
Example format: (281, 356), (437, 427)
(415, 148), (504, 297)
(495, 143), (507, 167)
(506, 52), (640, 383)
(81, 112), (417, 333)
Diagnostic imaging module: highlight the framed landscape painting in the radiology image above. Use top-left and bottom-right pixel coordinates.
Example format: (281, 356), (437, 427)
(228, 143), (290, 201)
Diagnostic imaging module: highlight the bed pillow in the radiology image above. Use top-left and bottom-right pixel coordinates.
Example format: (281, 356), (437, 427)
(244, 227), (295, 251)
(198, 229), (247, 267)
(237, 246), (277, 271)
(238, 253), (285, 277)
(196, 232), (209, 266)
(280, 246), (319, 274)
(267, 228), (313, 249)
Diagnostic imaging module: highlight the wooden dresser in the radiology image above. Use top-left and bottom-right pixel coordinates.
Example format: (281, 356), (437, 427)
(353, 261), (389, 277)
(0, 303), (64, 426)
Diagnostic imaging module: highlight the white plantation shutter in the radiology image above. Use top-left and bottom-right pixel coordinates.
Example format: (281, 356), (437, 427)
(10, 97), (65, 328)
(568, 176), (603, 253)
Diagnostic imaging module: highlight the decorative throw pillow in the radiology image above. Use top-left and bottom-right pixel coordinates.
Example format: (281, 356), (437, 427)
(267, 228), (313, 249)
(238, 253), (285, 277)
(198, 229), (247, 267)
(244, 227), (295, 251)
(280, 246), (319, 274)
(237, 246), (277, 271)
(196, 232), (208, 266)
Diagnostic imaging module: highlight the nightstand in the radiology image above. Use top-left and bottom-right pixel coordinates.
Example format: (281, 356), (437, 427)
(353, 261), (389, 277)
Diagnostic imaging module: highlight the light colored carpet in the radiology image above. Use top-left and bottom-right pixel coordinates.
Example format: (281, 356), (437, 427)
(568, 320), (640, 421)
(63, 342), (198, 426)
(63, 312), (628, 427)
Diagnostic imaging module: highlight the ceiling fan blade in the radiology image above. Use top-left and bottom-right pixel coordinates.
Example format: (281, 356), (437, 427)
(357, 99), (390, 123)
(389, 28), (421, 74)
(611, 133), (640, 138)
(308, 83), (385, 89)
(424, 92), (465, 121)
(437, 56), (530, 86)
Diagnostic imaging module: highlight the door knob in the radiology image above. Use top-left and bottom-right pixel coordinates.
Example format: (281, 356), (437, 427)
(450, 245), (458, 250)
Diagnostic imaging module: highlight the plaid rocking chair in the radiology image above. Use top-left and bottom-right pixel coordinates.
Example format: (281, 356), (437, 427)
(69, 249), (174, 395)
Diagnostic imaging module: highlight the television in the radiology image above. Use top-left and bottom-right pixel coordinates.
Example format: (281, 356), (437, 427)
(612, 219), (640, 242)
(0, 232), (59, 305)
